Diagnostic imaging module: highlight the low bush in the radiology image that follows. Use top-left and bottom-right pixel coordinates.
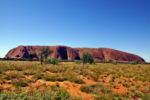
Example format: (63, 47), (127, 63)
(142, 94), (150, 100)
(69, 77), (85, 84)
(46, 58), (59, 65)
(108, 60), (118, 65)
(23, 70), (37, 75)
(43, 75), (68, 82)
(4, 71), (24, 80)
(0, 88), (74, 100)
(80, 84), (112, 94)
(130, 61), (139, 65)
(34, 73), (68, 82)
(75, 60), (82, 64)
(12, 79), (32, 88)
(33, 73), (45, 80)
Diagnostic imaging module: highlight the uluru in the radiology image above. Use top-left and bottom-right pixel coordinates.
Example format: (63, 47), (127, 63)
(5, 45), (145, 63)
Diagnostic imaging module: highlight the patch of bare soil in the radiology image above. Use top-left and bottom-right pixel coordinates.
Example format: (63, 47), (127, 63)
(112, 85), (128, 94)
(0, 82), (14, 92)
(27, 79), (94, 100)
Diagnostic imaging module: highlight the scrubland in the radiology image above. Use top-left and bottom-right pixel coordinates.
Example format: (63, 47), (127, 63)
(0, 61), (150, 100)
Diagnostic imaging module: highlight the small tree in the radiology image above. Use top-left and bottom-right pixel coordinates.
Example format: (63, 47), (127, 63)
(81, 52), (94, 64)
(39, 47), (52, 64)
(40, 54), (44, 64)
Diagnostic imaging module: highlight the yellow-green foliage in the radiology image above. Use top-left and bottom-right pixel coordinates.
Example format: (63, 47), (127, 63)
(0, 61), (150, 99)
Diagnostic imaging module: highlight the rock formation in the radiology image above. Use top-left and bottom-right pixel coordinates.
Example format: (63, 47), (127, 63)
(5, 45), (145, 63)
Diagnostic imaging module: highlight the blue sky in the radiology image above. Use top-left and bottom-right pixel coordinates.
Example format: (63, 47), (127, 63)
(0, 0), (150, 62)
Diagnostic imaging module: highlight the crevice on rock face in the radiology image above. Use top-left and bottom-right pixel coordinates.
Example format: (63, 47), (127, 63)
(57, 47), (68, 60)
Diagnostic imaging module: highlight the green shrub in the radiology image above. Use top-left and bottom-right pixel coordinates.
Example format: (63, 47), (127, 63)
(46, 58), (59, 65)
(80, 84), (112, 94)
(39, 47), (52, 64)
(130, 61), (139, 65)
(108, 60), (118, 65)
(69, 78), (85, 84)
(80, 85), (93, 93)
(81, 52), (94, 64)
(12, 79), (32, 88)
(75, 60), (82, 64)
(95, 95), (110, 100)
(0, 88), (73, 100)
(142, 94), (150, 100)
(33, 73), (45, 80)
(43, 74), (68, 82)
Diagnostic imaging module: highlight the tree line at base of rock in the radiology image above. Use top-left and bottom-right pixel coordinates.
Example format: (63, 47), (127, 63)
(39, 47), (95, 65)
(34, 47), (142, 65)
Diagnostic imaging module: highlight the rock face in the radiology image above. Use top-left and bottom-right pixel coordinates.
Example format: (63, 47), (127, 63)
(5, 45), (145, 63)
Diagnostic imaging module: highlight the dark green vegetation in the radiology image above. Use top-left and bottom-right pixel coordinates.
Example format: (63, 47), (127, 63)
(39, 47), (52, 64)
(81, 52), (94, 64)
(0, 61), (150, 100)
(39, 47), (60, 65)
(46, 58), (59, 65)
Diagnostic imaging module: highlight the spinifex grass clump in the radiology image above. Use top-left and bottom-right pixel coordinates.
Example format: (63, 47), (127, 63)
(80, 84), (112, 94)
(0, 85), (76, 100)
(4, 71), (24, 80)
(12, 78), (32, 88)
(43, 74), (68, 82)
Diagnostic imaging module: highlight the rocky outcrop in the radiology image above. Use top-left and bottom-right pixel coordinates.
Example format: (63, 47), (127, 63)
(5, 45), (145, 63)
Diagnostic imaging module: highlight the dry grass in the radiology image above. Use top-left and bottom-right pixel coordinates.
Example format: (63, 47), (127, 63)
(0, 61), (150, 100)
